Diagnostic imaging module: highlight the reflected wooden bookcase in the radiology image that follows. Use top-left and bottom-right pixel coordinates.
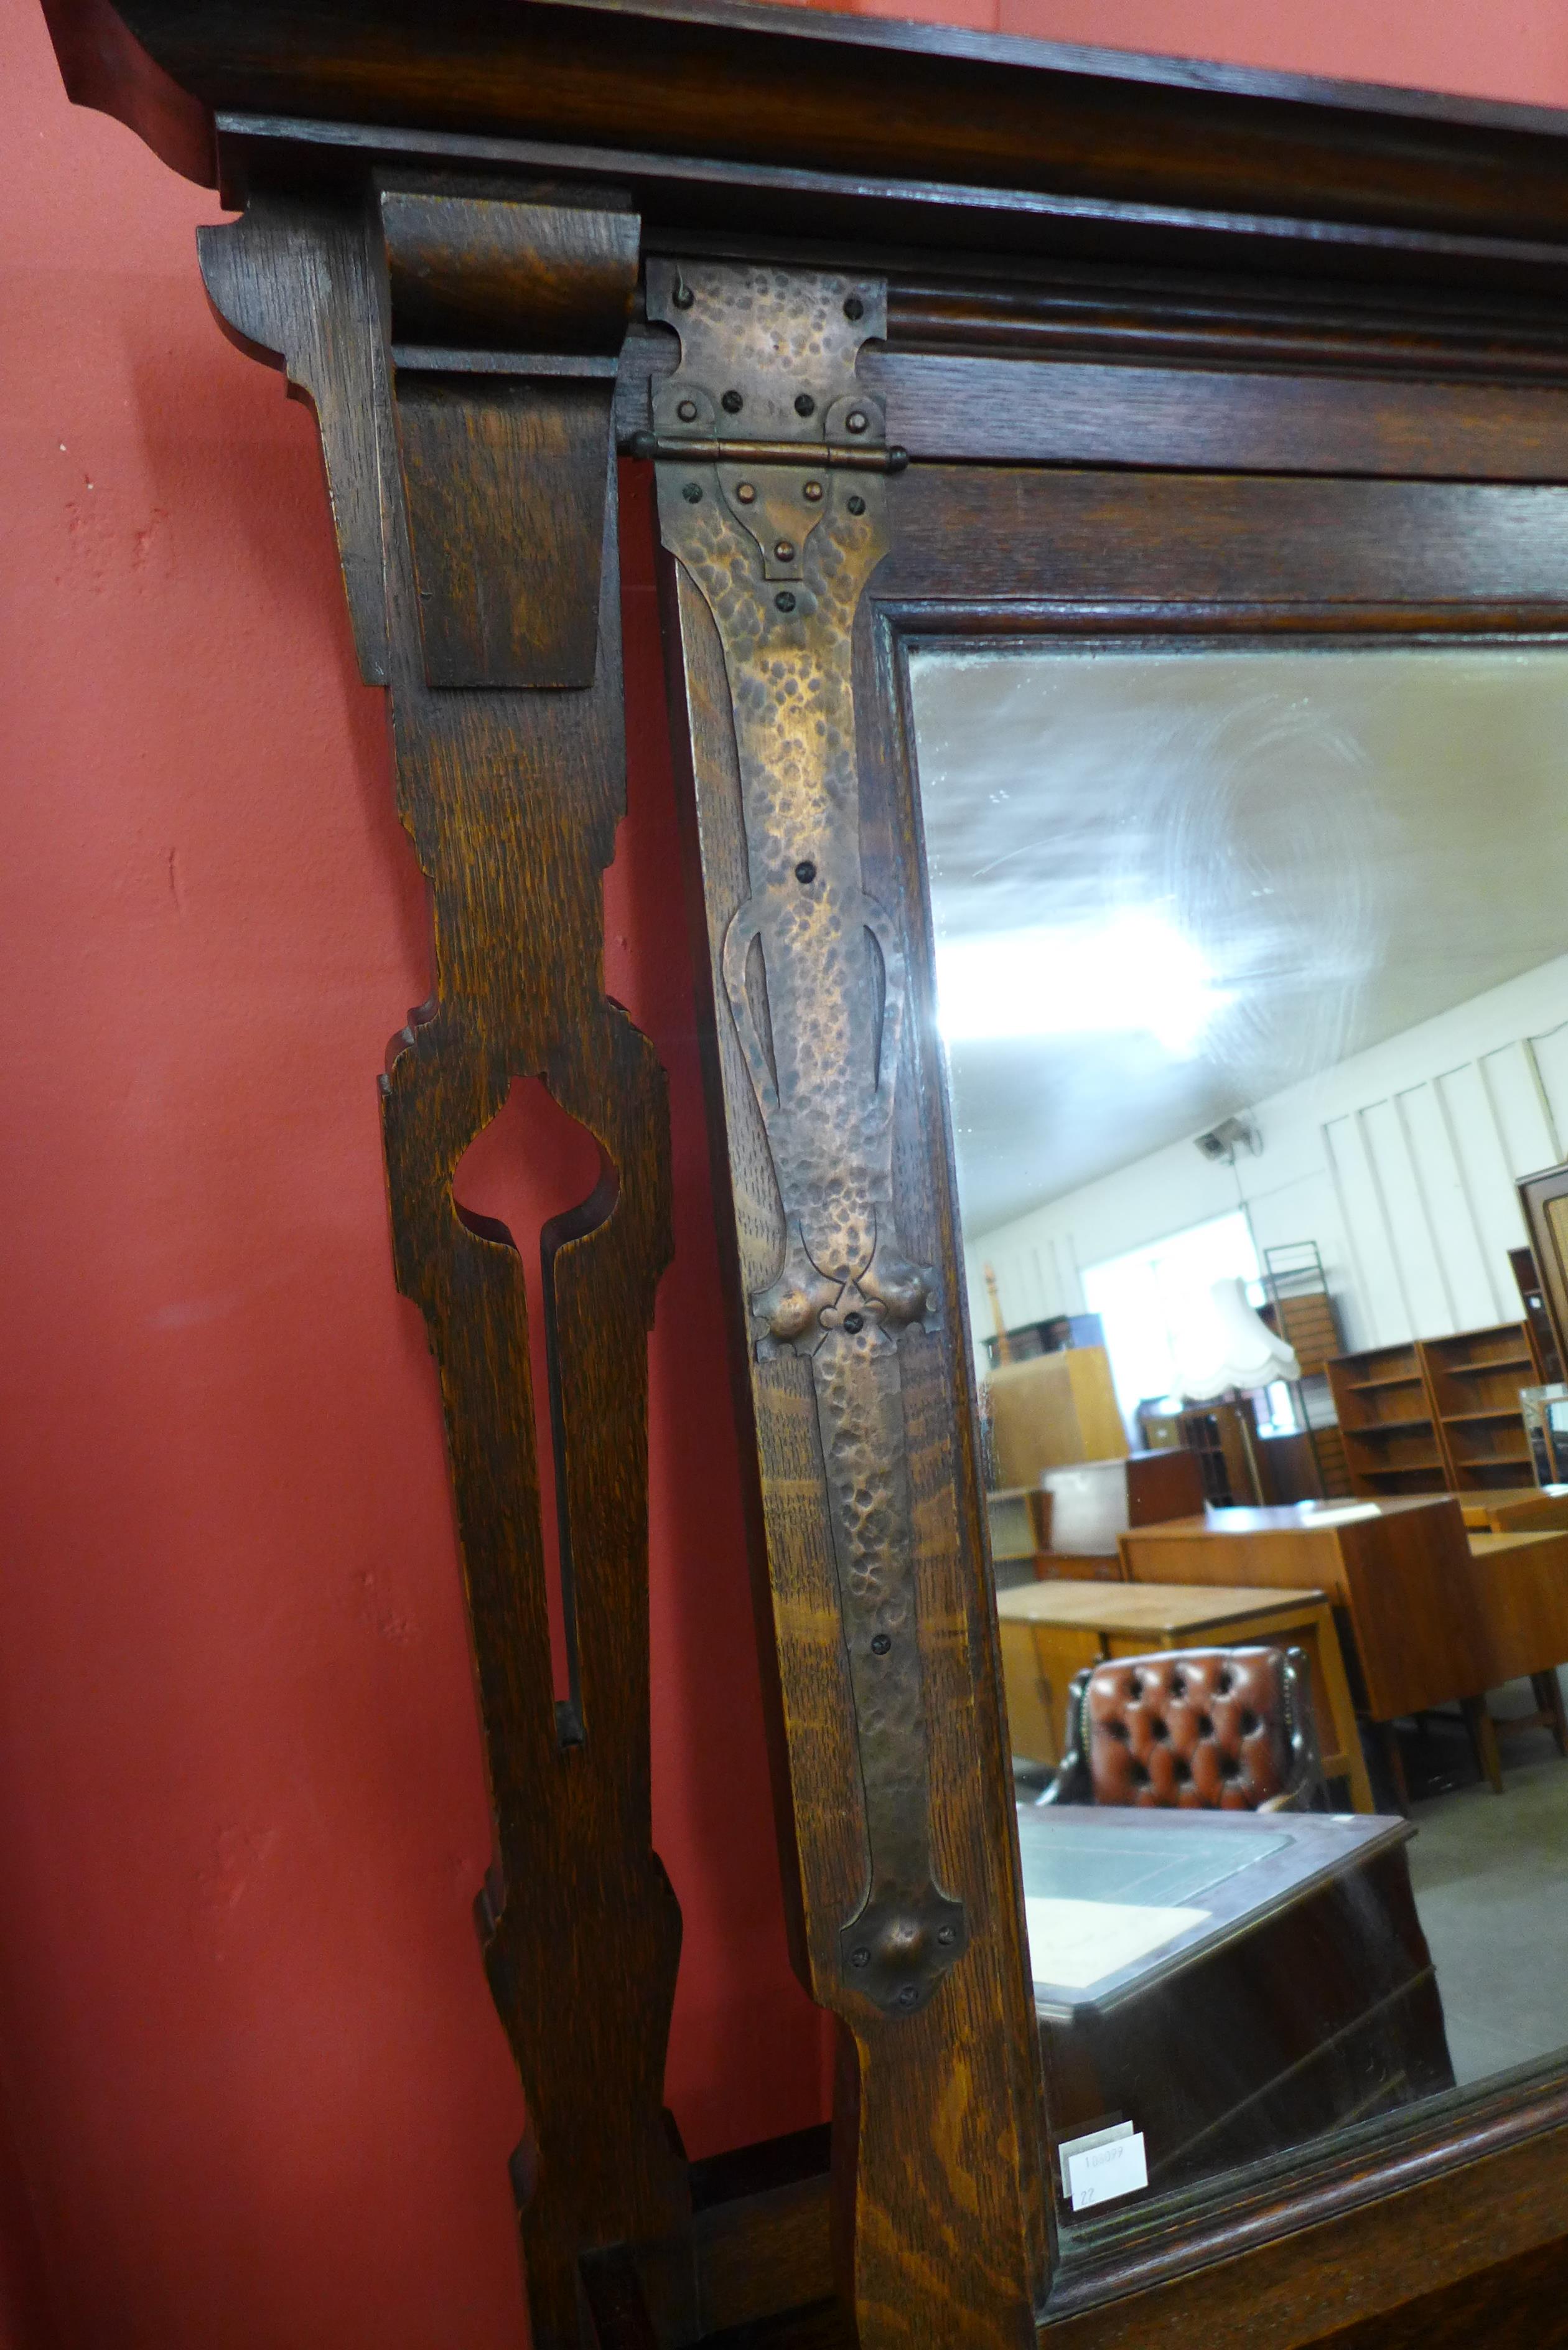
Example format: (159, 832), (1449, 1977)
(1324, 1343), (1446, 1499)
(1421, 1322), (1541, 1493)
(1329, 1324), (1542, 1500)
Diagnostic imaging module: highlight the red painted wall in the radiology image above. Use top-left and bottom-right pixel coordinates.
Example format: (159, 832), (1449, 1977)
(3, 1), (1567, 2344)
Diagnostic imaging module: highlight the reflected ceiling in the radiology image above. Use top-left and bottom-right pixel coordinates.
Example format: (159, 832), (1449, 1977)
(908, 646), (1568, 1235)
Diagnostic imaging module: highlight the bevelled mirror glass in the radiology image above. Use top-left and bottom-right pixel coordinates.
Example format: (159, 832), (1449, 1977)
(906, 640), (1568, 2223)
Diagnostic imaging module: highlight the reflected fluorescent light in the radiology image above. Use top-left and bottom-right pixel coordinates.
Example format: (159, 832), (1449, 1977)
(935, 909), (1231, 1056)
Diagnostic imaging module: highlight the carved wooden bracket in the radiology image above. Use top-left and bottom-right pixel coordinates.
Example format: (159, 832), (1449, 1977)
(200, 178), (686, 2349)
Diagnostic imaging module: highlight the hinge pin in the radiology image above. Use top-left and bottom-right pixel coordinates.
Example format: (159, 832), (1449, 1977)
(631, 431), (907, 472)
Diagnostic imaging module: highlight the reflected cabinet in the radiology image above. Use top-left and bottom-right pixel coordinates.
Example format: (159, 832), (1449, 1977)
(42, 0), (1568, 2343)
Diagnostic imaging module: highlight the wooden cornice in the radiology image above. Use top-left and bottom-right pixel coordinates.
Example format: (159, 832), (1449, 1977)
(39, 0), (1568, 289)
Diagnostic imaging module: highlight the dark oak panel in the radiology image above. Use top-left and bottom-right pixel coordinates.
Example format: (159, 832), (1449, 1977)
(47, 0), (1568, 249)
(883, 469), (1568, 606)
(200, 183), (687, 2350)
(869, 352), (1568, 478)
(396, 372), (615, 687)
(884, 268), (1568, 382)
(1044, 2104), (1568, 2348)
(1311, 2231), (1568, 2349)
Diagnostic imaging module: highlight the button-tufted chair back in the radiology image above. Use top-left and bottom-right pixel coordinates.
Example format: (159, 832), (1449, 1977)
(1038, 1646), (1325, 1812)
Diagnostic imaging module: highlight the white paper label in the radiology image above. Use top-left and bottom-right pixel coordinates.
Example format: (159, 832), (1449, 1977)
(1057, 2120), (1133, 2193)
(1066, 2130), (1149, 2212)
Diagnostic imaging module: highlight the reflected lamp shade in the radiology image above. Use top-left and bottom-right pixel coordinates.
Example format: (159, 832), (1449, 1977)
(1177, 1276), (1300, 1399)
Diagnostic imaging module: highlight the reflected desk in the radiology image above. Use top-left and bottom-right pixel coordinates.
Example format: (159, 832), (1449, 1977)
(1461, 1491), (1568, 1533)
(995, 1578), (1374, 1811)
(1463, 1530), (1568, 1771)
(1118, 1500), (1568, 1800)
(1022, 1806), (1453, 2200)
(1119, 1499), (1493, 1804)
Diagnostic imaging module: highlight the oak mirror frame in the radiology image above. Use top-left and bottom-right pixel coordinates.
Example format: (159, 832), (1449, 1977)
(656, 365), (1568, 2344)
(37, 0), (1568, 2343)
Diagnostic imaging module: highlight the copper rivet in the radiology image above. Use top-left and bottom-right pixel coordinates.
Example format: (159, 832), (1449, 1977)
(803, 480), (823, 502)
(736, 482), (756, 504)
(775, 538), (795, 560)
(846, 409), (869, 433)
(676, 398), (697, 421)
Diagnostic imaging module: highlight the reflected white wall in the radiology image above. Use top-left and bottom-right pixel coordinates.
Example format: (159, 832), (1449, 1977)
(966, 948), (1568, 1357)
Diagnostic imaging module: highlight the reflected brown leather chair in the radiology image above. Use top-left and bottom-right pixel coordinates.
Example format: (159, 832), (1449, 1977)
(1040, 1645), (1326, 1812)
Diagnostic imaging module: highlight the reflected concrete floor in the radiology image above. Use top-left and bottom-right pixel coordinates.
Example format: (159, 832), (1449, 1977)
(1406, 1693), (1568, 2089)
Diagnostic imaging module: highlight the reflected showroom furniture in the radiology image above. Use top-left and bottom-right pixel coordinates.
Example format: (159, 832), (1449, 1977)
(1022, 1807), (1454, 2199)
(1463, 1530), (1568, 1768)
(1420, 1322), (1542, 1493)
(1121, 1500), (1568, 1802)
(1121, 1500), (1493, 1804)
(986, 1347), (1126, 1486)
(1041, 1647), (1327, 1812)
(984, 1486), (1052, 1586)
(1520, 1163), (1568, 1374)
(1327, 1322), (1544, 1500)
(1511, 1240), (1565, 1382)
(1461, 1492), (1568, 1532)
(996, 1579), (1373, 1812)
(1035, 1449), (1205, 1580)
(1325, 1341), (1447, 1498)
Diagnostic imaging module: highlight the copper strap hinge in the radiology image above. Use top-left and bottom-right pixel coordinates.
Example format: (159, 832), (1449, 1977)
(630, 429), (908, 470)
(647, 258), (967, 2020)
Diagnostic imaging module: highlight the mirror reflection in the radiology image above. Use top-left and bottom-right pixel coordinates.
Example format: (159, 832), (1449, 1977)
(908, 643), (1568, 2220)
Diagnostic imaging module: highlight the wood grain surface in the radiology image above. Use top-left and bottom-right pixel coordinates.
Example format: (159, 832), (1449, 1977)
(863, 454), (1568, 2346)
(48, 6), (1568, 2336)
(48, 0), (1568, 260)
(200, 180), (686, 2349)
(660, 344), (1048, 2335)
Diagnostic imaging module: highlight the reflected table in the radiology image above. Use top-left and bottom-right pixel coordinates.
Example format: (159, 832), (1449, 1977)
(996, 1576), (1373, 1809)
(1022, 1806), (1454, 2202)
